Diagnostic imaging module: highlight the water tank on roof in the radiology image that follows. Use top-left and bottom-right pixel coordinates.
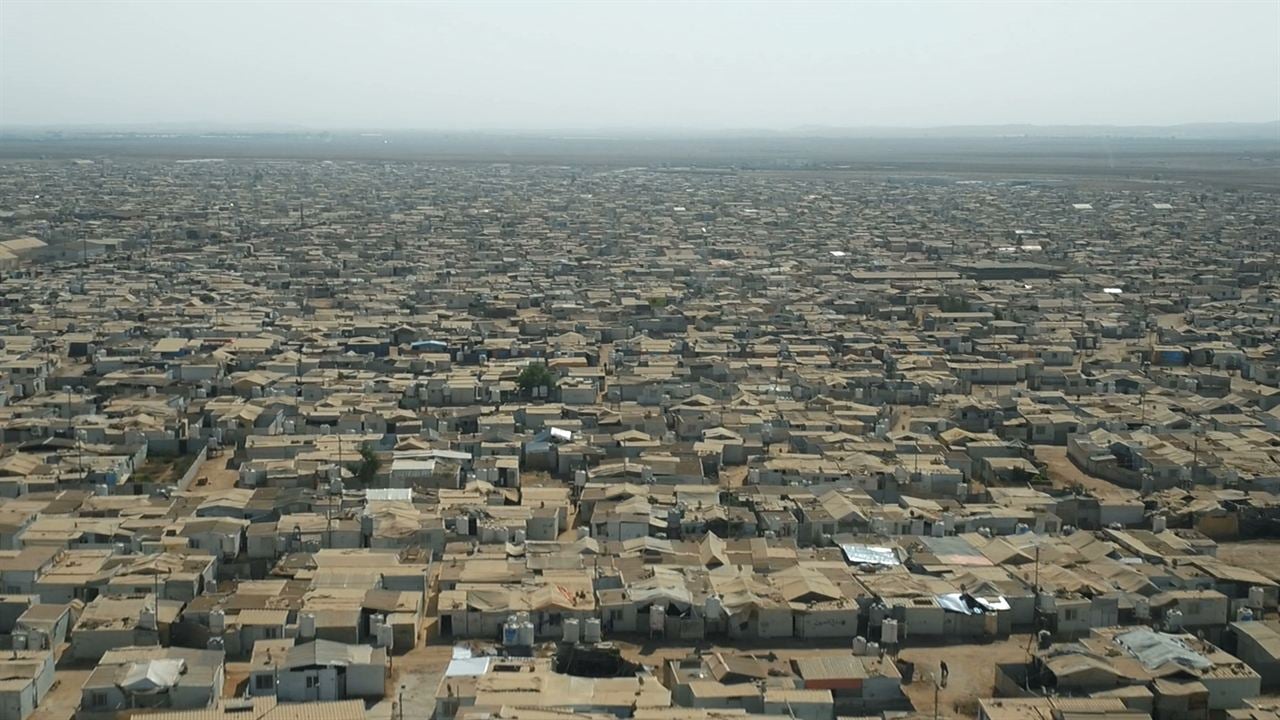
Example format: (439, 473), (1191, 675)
(1152, 515), (1168, 533)
(869, 604), (887, 626)
(1135, 598), (1151, 621)
(584, 618), (602, 643)
(210, 609), (226, 634)
(502, 616), (520, 647)
(852, 636), (867, 655)
(881, 619), (899, 645)
(650, 605), (667, 635)
(1249, 586), (1266, 610)
(369, 613), (385, 635)
(1237, 607), (1255, 622)
(299, 613), (316, 639)
(704, 595), (722, 620)
(376, 623), (394, 649)
(563, 618), (580, 644)
(519, 621), (535, 646)
(11, 631), (28, 651)
(139, 604), (157, 631)
(1166, 609), (1184, 631)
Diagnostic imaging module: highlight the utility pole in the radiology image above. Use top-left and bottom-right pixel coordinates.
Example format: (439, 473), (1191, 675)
(1034, 544), (1041, 594)
(933, 673), (940, 720)
(1190, 423), (1202, 489)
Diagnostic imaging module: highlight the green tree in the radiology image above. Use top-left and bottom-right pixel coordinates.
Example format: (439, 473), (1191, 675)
(517, 363), (556, 394)
(346, 443), (381, 486)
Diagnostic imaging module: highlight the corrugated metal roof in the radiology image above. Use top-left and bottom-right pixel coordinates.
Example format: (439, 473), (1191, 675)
(148, 698), (367, 720)
(1115, 629), (1211, 671)
(794, 655), (871, 680)
(839, 543), (899, 567)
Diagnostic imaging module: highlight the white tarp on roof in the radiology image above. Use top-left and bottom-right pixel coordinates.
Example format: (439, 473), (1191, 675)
(119, 659), (185, 694)
(365, 488), (413, 502)
(840, 544), (900, 567)
(936, 592), (1010, 615)
(446, 656), (493, 677)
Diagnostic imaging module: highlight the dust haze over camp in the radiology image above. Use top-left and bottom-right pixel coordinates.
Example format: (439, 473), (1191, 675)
(1, 4), (1280, 720)
(2, 1), (1279, 130)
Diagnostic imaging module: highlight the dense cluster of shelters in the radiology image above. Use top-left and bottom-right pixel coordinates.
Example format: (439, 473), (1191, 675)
(0, 158), (1278, 720)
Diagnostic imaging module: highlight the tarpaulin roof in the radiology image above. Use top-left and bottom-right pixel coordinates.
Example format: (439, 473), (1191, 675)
(840, 544), (899, 567)
(1114, 629), (1211, 671)
(446, 656), (493, 677)
(119, 659), (185, 694)
(936, 592), (1010, 615)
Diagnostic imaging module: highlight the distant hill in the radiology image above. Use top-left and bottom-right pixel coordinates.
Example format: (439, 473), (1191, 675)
(784, 122), (1280, 140)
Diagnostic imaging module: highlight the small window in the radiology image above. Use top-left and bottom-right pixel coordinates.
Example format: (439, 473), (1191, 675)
(265, 627), (279, 639)
(609, 609), (624, 622)
(306, 676), (318, 689)
(91, 692), (109, 708)
(255, 675), (274, 691)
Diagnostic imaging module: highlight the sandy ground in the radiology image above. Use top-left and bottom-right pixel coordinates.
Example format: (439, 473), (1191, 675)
(897, 636), (1037, 718)
(1033, 445), (1130, 498)
(187, 454), (241, 493)
(368, 623), (452, 720)
(30, 644), (91, 720)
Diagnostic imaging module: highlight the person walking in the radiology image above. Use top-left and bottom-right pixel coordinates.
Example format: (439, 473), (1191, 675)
(939, 660), (949, 688)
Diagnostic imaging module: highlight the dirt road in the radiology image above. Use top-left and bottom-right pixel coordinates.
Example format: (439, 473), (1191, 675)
(187, 454), (241, 494)
(1033, 445), (1130, 498)
(898, 635), (1036, 718)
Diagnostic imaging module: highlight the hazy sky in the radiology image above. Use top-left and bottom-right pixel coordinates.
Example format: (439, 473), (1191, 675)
(2, 0), (1277, 130)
